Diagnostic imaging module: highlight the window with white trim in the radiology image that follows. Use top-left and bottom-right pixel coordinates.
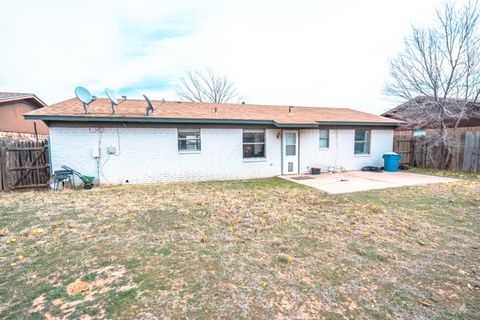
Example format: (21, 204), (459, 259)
(243, 129), (265, 158)
(178, 128), (201, 151)
(319, 129), (329, 149)
(354, 129), (370, 154)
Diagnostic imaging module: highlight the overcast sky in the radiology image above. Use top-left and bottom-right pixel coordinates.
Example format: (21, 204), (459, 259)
(0, 0), (470, 114)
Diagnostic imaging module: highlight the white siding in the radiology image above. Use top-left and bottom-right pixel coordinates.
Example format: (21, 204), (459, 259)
(49, 127), (282, 184)
(299, 129), (393, 173)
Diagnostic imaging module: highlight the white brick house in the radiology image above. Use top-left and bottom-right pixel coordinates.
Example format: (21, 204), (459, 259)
(24, 98), (401, 184)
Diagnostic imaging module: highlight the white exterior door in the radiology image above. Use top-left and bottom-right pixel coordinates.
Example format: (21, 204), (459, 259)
(283, 130), (299, 174)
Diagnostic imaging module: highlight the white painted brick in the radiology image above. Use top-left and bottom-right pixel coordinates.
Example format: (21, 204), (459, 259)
(49, 127), (282, 184)
(49, 126), (394, 184)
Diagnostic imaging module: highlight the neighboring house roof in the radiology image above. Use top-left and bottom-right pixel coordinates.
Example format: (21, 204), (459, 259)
(0, 92), (47, 108)
(382, 96), (480, 129)
(24, 98), (401, 127)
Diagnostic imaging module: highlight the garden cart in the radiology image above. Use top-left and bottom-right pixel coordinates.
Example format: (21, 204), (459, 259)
(60, 165), (95, 189)
(51, 169), (74, 191)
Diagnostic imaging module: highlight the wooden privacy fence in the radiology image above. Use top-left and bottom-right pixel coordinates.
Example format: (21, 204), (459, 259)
(393, 131), (480, 172)
(0, 140), (50, 191)
(393, 137), (414, 165)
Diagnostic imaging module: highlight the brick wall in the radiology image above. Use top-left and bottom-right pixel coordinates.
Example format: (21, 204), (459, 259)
(0, 131), (48, 142)
(49, 127), (282, 184)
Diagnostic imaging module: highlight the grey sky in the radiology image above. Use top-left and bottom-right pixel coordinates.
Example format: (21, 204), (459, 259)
(0, 0), (470, 114)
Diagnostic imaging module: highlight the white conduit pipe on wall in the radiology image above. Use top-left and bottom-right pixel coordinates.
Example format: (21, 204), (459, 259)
(89, 127), (124, 184)
(334, 129), (339, 169)
(89, 127), (104, 184)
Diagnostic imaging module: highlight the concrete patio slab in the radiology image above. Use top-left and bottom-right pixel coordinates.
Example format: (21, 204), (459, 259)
(281, 171), (459, 194)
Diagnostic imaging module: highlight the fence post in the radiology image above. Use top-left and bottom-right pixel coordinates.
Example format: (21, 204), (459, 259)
(473, 132), (480, 173)
(463, 132), (474, 172)
(0, 146), (8, 191)
(409, 137), (414, 166)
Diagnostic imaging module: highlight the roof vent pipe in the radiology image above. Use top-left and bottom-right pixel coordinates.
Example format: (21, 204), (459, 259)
(241, 101), (245, 104)
(288, 106), (293, 113)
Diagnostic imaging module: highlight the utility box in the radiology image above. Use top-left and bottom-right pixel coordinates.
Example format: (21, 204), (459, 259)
(92, 147), (100, 158)
(107, 146), (116, 154)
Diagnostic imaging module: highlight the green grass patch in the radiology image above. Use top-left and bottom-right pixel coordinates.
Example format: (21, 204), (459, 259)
(105, 289), (137, 317)
(81, 273), (97, 282)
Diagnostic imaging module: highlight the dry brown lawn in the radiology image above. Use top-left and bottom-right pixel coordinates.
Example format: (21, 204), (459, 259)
(0, 170), (479, 319)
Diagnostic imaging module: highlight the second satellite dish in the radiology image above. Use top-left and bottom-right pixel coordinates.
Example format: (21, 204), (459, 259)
(75, 86), (96, 114)
(105, 88), (127, 115)
(105, 88), (117, 105)
(143, 95), (165, 116)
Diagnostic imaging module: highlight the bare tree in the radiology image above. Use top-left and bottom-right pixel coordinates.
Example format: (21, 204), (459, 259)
(176, 68), (241, 103)
(386, 1), (480, 168)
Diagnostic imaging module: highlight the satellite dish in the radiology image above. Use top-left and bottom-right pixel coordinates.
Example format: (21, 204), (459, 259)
(105, 88), (117, 105)
(75, 86), (95, 114)
(143, 95), (165, 116)
(105, 88), (127, 115)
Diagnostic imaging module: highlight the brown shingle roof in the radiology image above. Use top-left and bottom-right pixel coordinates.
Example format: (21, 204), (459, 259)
(24, 98), (401, 126)
(0, 92), (47, 108)
(382, 96), (480, 129)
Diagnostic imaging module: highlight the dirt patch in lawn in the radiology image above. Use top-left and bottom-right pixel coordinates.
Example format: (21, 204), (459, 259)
(67, 279), (91, 296)
(0, 176), (479, 319)
(25, 264), (135, 319)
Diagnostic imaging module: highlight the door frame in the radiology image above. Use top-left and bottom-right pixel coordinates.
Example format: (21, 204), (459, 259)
(281, 129), (300, 175)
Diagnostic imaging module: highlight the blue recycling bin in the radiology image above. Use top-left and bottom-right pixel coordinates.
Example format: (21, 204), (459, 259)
(383, 152), (401, 172)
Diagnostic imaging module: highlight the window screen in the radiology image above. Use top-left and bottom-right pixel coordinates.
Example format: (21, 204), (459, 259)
(178, 128), (201, 151)
(354, 129), (370, 154)
(243, 129), (265, 158)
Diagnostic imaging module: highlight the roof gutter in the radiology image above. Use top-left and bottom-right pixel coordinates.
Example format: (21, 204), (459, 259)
(25, 115), (279, 126)
(24, 115), (320, 128)
(273, 123), (319, 128)
(316, 121), (402, 127)
(24, 115), (401, 127)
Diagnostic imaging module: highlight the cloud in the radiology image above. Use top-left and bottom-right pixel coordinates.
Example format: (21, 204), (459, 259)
(0, 0), (470, 113)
